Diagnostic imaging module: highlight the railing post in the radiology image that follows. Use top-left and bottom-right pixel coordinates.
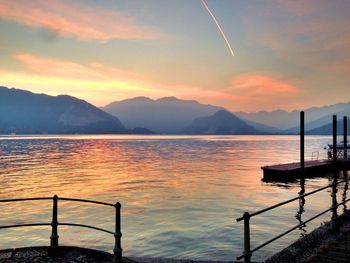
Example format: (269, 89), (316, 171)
(243, 212), (251, 263)
(50, 195), (59, 252)
(113, 202), (122, 263)
(331, 176), (339, 231)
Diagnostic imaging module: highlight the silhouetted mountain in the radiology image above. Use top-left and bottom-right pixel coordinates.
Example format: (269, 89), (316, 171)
(235, 110), (299, 130)
(102, 96), (224, 134)
(286, 106), (350, 134)
(184, 110), (259, 135)
(307, 118), (350, 135)
(243, 119), (282, 134)
(0, 86), (130, 134)
(235, 102), (350, 131)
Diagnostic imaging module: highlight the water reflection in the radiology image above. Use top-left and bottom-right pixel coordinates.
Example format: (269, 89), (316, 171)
(295, 178), (306, 236)
(342, 171), (349, 213)
(0, 135), (341, 261)
(331, 171), (339, 230)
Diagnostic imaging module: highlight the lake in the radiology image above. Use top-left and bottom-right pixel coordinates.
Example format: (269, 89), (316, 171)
(0, 135), (347, 261)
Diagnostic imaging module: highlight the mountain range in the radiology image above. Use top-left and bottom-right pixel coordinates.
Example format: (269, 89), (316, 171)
(0, 87), (152, 134)
(104, 96), (350, 134)
(102, 96), (224, 134)
(184, 110), (258, 135)
(0, 86), (349, 135)
(235, 103), (350, 133)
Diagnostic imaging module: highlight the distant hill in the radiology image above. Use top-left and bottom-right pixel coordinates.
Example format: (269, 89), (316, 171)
(184, 110), (259, 135)
(0, 86), (138, 134)
(3, 86), (348, 135)
(235, 102), (350, 131)
(243, 119), (282, 134)
(286, 106), (350, 134)
(235, 109), (299, 130)
(102, 96), (224, 134)
(307, 119), (350, 135)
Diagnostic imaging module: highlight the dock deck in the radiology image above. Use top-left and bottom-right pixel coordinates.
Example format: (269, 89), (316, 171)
(262, 158), (350, 181)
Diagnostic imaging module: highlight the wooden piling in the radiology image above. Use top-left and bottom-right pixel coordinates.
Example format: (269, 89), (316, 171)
(333, 115), (337, 162)
(344, 116), (348, 159)
(300, 111), (305, 173)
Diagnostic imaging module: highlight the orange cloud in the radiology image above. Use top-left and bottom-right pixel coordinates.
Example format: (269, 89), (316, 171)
(177, 74), (300, 112)
(225, 74), (299, 111)
(13, 53), (176, 92)
(14, 53), (104, 80)
(5, 53), (203, 106)
(6, 53), (301, 112)
(0, 0), (163, 41)
(230, 74), (298, 94)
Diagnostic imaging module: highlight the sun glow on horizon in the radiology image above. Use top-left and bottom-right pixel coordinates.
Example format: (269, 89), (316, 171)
(0, 1), (349, 111)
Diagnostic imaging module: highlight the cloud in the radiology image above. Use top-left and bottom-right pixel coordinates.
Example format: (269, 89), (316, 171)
(274, 0), (324, 16)
(243, 0), (350, 77)
(229, 74), (298, 94)
(13, 53), (177, 92)
(180, 74), (300, 112)
(5, 53), (201, 106)
(6, 54), (301, 112)
(14, 53), (104, 80)
(225, 74), (299, 111)
(0, 0), (163, 41)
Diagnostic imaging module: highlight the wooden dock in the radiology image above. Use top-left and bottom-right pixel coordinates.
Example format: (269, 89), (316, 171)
(262, 158), (350, 181)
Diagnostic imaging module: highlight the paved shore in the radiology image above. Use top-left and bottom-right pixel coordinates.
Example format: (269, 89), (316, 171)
(307, 225), (350, 263)
(266, 211), (350, 263)
(0, 246), (136, 263)
(0, 247), (233, 263)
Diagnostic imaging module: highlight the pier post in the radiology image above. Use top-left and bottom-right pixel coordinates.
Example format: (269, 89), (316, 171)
(243, 212), (251, 263)
(344, 116), (348, 159)
(50, 195), (59, 252)
(113, 202), (122, 263)
(333, 115), (337, 163)
(300, 111), (305, 174)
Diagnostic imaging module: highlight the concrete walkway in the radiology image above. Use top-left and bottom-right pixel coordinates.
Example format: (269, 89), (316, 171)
(266, 211), (350, 263)
(307, 228), (350, 263)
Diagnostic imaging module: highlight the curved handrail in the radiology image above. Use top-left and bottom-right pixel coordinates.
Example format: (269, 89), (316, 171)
(0, 197), (52, 203)
(59, 223), (115, 235)
(58, 197), (116, 207)
(0, 195), (122, 263)
(0, 196), (116, 207)
(0, 223), (51, 229)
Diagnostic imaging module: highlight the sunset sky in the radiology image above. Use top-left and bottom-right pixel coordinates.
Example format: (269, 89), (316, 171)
(1, 0), (350, 112)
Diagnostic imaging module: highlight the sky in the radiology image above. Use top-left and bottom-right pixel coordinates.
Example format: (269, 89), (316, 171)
(0, 0), (350, 112)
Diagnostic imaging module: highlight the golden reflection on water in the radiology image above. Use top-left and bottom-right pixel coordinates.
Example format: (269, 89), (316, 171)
(0, 135), (345, 260)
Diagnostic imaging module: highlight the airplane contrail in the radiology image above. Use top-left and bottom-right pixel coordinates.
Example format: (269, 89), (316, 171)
(200, 0), (234, 56)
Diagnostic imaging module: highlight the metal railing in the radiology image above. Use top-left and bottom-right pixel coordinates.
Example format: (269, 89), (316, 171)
(311, 151), (319, 161)
(0, 195), (122, 262)
(236, 176), (350, 263)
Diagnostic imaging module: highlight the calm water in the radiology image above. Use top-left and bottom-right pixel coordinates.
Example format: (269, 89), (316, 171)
(0, 135), (347, 261)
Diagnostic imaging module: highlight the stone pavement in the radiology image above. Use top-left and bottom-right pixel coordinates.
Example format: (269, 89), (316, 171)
(266, 211), (350, 263)
(307, 228), (350, 263)
(0, 246), (136, 263)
